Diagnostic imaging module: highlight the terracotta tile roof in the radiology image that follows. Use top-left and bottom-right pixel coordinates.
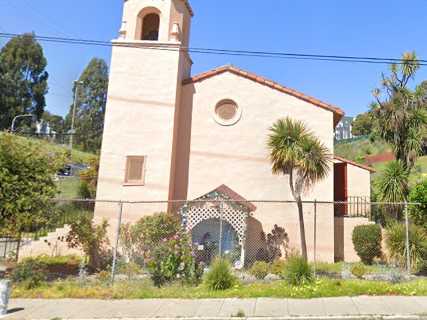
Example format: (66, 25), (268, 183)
(334, 155), (376, 173)
(183, 65), (345, 127)
(181, 0), (194, 16)
(197, 184), (257, 212)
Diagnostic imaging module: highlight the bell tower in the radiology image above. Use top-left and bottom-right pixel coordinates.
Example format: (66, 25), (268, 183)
(95, 0), (194, 218)
(119, 0), (192, 46)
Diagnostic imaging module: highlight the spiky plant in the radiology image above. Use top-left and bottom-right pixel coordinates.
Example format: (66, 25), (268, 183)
(375, 160), (409, 221)
(267, 117), (330, 260)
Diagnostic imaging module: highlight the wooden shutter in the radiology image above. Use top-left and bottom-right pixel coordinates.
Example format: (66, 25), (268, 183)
(125, 156), (146, 184)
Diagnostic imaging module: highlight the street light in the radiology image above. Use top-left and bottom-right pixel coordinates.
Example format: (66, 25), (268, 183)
(10, 114), (34, 132)
(69, 80), (84, 150)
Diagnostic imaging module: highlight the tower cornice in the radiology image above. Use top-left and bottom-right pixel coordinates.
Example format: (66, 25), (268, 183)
(123, 0), (194, 16)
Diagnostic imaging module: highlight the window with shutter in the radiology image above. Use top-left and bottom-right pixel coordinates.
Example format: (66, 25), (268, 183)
(124, 156), (146, 185)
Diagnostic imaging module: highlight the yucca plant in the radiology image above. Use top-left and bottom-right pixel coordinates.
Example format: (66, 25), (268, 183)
(385, 222), (427, 272)
(375, 160), (409, 220)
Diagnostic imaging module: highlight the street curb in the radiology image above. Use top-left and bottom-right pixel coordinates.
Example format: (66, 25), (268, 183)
(29, 316), (427, 320)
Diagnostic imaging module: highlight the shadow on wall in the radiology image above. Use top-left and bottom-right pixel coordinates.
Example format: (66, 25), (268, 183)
(334, 217), (344, 262)
(245, 216), (290, 267)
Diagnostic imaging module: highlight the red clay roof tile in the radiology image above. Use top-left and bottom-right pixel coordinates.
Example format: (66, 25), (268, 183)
(183, 65), (345, 127)
(334, 155), (376, 173)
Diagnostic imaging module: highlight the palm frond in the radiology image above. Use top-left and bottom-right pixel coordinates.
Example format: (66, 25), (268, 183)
(267, 117), (331, 192)
(376, 161), (409, 203)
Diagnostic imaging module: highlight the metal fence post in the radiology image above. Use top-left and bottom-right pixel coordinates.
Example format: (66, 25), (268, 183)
(313, 199), (317, 277)
(219, 200), (223, 258)
(111, 201), (123, 284)
(404, 202), (411, 274)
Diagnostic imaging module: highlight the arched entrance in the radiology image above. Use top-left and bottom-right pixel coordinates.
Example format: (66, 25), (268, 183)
(179, 184), (256, 268)
(192, 218), (241, 265)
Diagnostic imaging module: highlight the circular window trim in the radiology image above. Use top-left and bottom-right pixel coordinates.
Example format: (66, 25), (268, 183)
(213, 99), (242, 126)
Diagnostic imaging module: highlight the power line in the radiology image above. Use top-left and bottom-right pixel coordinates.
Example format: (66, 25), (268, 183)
(4, 0), (74, 39)
(0, 32), (425, 66)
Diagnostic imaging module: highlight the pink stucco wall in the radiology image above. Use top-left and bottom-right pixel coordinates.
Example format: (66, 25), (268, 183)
(93, 0), (375, 264)
(179, 71), (336, 262)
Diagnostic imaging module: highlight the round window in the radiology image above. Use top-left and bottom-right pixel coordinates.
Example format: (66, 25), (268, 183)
(214, 99), (242, 126)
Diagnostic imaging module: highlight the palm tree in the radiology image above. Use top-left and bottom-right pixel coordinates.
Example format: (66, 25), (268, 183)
(268, 117), (331, 260)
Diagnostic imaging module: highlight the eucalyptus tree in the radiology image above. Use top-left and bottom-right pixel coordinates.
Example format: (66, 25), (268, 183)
(0, 33), (48, 130)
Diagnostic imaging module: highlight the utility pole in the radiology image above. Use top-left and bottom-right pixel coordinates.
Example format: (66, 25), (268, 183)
(69, 80), (84, 150)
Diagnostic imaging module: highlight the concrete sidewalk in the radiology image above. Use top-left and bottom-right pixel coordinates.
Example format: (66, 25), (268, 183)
(3, 297), (427, 320)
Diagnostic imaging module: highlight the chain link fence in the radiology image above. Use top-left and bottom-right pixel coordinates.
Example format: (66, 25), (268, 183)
(1, 199), (425, 284)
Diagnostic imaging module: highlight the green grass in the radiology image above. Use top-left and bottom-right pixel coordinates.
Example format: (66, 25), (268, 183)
(57, 177), (81, 199)
(0, 132), (95, 164)
(11, 278), (427, 299)
(371, 156), (427, 187)
(314, 262), (392, 275)
(335, 137), (427, 186)
(334, 138), (390, 163)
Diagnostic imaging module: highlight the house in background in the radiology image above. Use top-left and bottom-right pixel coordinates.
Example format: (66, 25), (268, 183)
(94, 0), (375, 264)
(335, 116), (354, 141)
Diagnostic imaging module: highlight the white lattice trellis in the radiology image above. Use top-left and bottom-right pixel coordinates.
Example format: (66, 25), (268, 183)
(179, 189), (252, 244)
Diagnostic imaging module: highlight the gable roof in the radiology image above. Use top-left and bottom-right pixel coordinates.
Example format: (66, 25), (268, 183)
(183, 65), (345, 127)
(333, 155), (376, 173)
(196, 184), (257, 212)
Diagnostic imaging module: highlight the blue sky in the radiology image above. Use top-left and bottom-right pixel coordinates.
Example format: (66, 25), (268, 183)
(1, 0), (427, 117)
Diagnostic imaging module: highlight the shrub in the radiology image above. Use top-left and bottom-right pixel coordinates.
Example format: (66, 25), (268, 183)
(147, 233), (198, 287)
(138, 213), (202, 287)
(117, 261), (142, 280)
(350, 263), (367, 279)
(256, 225), (289, 263)
(409, 180), (427, 230)
(66, 214), (111, 272)
(204, 258), (237, 290)
(10, 255), (82, 288)
(97, 270), (111, 284)
(11, 258), (48, 289)
(120, 212), (182, 264)
(249, 261), (270, 280)
(270, 259), (286, 276)
(385, 222), (427, 272)
(78, 181), (92, 200)
(35, 255), (81, 277)
(78, 157), (99, 199)
(352, 224), (382, 264)
(0, 133), (65, 236)
(282, 254), (314, 286)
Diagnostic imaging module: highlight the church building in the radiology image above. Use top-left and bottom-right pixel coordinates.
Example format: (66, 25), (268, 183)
(95, 0), (374, 264)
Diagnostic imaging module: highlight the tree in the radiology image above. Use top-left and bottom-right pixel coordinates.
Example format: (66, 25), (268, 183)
(65, 58), (108, 152)
(352, 112), (373, 136)
(372, 52), (427, 173)
(41, 111), (65, 135)
(0, 33), (48, 130)
(66, 214), (110, 272)
(0, 133), (65, 237)
(78, 157), (99, 199)
(267, 117), (331, 260)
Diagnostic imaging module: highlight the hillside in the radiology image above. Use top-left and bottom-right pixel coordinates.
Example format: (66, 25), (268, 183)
(335, 137), (427, 185)
(334, 137), (391, 163)
(0, 132), (96, 165)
